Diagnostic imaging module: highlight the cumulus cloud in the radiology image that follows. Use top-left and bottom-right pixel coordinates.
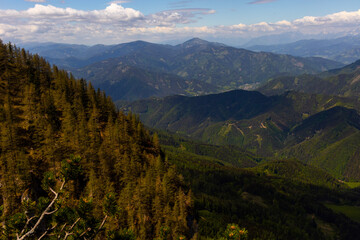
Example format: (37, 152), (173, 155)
(224, 9), (360, 37)
(0, 3), (360, 45)
(0, 4), (217, 44)
(0, 4), (215, 27)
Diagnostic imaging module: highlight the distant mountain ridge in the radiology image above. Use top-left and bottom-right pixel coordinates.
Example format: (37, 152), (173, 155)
(77, 61), (217, 101)
(25, 38), (343, 101)
(247, 35), (360, 64)
(258, 59), (360, 97)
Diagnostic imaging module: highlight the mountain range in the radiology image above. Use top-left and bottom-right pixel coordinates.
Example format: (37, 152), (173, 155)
(247, 35), (360, 64)
(24, 38), (343, 101)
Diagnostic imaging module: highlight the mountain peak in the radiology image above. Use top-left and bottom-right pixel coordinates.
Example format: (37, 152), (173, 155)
(186, 37), (209, 43)
(182, 37), (228, 47)
(177, 38), (228, 50)
(179, 38), (211, 48)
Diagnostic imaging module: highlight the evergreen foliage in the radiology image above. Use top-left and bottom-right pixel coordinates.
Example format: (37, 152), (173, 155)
(164, 141), (360, 240)
(0, 40), (193, 240)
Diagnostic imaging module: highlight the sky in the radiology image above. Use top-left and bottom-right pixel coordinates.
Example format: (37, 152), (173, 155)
(1, 0), (360, 45)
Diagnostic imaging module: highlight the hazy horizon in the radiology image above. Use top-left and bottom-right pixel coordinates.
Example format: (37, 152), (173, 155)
(1, 0), (360, 45)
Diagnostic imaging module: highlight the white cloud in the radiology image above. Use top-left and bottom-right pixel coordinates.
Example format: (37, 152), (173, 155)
(0, 4), (360, 45)
(275, 20), (291, 26)
(3, 4), (144, 24)
(224, 9), (360, 38)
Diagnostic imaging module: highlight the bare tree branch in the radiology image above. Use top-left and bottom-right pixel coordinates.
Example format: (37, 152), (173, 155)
(17, 180), (65, 240)
(18, 215), (37, 237)
(69, 218), (80, 231)
(63, 217), (81, 240)
(49, 187), (57, 196)
(59, 180), (66, 191)
(79, 227), (91, 239)
(45, 209), (58, 215)
(38, 223), (57, 240)
(89, 215), (108, 240)
(58, 223), (67, 239)
(63, 231), (74, 240)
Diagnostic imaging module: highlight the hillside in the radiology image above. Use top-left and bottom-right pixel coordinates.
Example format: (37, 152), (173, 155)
(258, 60), (360, 98)
(279, 107), (360, 179)
(146, 127), (360, 239)
(164, 138), (360, 240)
(28, 38), (343, 101)
(0, 40), (192, 239)
(74, 60), (217, 101)
(123, 90), (360, 180)
(251, 160), (342, 189)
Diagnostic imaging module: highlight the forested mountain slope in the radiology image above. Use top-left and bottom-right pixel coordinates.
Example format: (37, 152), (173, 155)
(258, 60), (360, 97)
(163, 137), (360, 240)
(0, 40), (192, 239)
(75, 60), (218, 101)
(123, 90), (360, 180)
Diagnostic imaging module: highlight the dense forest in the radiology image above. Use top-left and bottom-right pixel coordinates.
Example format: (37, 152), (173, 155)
(0, 40), (193, 239)
(154, 129), (360, 240)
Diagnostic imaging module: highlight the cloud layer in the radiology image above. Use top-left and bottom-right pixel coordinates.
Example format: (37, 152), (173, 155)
(1, 4), (360, 44)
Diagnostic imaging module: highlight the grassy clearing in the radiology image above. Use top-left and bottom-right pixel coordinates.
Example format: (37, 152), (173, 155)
(325, 204), (360, 223)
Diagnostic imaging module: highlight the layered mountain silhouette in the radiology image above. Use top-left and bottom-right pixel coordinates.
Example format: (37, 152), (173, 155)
(26, 38), (343, 101)
(247, 35), (360, 64)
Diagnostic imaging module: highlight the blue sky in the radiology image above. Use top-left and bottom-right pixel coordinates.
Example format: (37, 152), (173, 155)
(1, 0), (360, 45)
